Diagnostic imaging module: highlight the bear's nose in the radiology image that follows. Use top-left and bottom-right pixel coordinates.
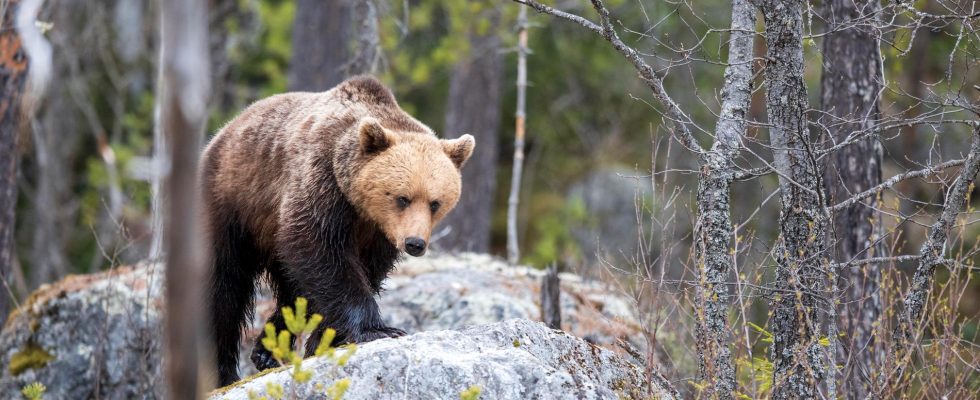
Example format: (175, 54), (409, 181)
(405, 237), (426, 256)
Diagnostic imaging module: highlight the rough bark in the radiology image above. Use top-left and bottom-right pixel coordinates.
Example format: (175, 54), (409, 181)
(0, 0), (29, 324)
(759, 0), (831, 397)
(540, 264), (561, 329)
(692, 0), (756, 397)
(882, 128), (980, 395)
(439, 8), (503, 253)
(819, 0), (883, 396)
(288, 0), (379, 91)
(158, 0), (212, 396)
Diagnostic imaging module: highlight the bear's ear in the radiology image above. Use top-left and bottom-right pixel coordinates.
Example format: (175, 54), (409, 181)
(442, 134), (475, 169)
(359, 118), (396, 155)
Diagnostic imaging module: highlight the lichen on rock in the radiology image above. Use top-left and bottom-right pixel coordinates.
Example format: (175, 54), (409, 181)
(211, 319), (674, 400)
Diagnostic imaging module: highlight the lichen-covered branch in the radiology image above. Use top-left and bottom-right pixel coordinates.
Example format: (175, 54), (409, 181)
(881, 127), (980, 395)
(692, 0), (756, 397)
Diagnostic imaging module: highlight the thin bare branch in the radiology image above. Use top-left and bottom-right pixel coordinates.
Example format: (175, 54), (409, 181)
(830, 158), (967, 213)
(512, 0), (705, 154)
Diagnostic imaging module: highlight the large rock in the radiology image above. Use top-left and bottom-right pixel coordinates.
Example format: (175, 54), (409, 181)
(0, 264), (163, 399)
(567, 167), (653, 266)
(1, 254), (658, 399)
(211, 319), (675, 400)
(380, 253), (644, 349)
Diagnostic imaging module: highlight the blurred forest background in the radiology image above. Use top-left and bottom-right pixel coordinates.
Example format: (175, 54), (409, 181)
(1, 0), (978, 396)
(10, 0), (677, 293)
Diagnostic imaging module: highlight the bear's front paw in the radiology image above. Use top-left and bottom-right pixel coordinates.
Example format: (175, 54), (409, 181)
(251, 346), (281, 371)
(350, 326), (407, 343)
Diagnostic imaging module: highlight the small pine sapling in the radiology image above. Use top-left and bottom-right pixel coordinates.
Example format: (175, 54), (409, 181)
(21, 382), (45, 400)
(247, 297), (356, 399)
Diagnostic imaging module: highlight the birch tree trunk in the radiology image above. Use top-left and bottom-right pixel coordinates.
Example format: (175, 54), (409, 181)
(158, 0), (212, 396)
(507, 6), (529, 264)
(0, 0), (29, 324)
(759, 0), (831, 397)
(819, 0), (883, 395)
(439, 8), (503, 253)
(692, 0), (755, 397)
(289, 0), (379, 91)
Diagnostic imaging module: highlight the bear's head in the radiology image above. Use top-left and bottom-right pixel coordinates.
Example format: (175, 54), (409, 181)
(344, 118), (475, 256)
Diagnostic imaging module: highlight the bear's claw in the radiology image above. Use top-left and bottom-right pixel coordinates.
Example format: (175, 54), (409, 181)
(251, 346), (281, 371)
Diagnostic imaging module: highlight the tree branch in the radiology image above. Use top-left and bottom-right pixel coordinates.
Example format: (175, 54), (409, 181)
(512, 0), (705, 154)
(829, 158), (967, 213)
(881, 126), (980, 395)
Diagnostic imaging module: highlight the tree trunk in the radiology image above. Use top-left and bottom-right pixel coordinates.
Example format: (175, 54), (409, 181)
(28, 0), (90, 289)
(0, 0), (30, 324)
(506, 6), (527, 264)
(819, 0), (883, 396)
(759, 0), (831, 397)
(692, 0), (755, 398)
(288, 0), (379, 91)
(158, 0), (212, 396)
(441, 9), (503, 253)
(540, 264), (561, 329)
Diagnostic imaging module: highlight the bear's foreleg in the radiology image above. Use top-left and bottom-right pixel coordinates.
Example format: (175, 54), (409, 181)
(275, 182), (406, 354)
(250, 263), (297, 371)
(281, 254), (406, 357)
(207, 210), (265, 387)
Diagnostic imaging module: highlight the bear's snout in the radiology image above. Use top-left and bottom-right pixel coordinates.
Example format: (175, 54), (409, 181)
(405, 237), (426, 256)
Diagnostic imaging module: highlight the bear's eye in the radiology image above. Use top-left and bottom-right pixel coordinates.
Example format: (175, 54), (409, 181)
(429, 201), (441, 214)
(396, 196), (410, 210)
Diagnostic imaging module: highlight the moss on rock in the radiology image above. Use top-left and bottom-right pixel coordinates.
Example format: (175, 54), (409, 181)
(9, 342), (54, 376)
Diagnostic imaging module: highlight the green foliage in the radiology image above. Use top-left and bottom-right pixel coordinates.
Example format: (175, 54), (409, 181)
(523, 195), (587, 266)
(747, 322), (773, 344)
(459, 385), (481, 400)
(735, 357), (773, 397)
(21, 382), (45, 400)
(252, 297), (356, 399)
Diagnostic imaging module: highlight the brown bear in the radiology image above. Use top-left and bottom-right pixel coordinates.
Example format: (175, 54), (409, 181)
(200, 76), (475, 386)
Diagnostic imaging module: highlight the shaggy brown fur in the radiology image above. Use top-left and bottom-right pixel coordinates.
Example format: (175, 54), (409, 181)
(201, 76), (474, 386)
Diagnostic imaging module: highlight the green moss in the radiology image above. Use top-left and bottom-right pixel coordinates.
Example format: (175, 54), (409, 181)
(207, 365), (287, 397)
(9, 342), (54, 376)
(512, 339), (520, 347)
